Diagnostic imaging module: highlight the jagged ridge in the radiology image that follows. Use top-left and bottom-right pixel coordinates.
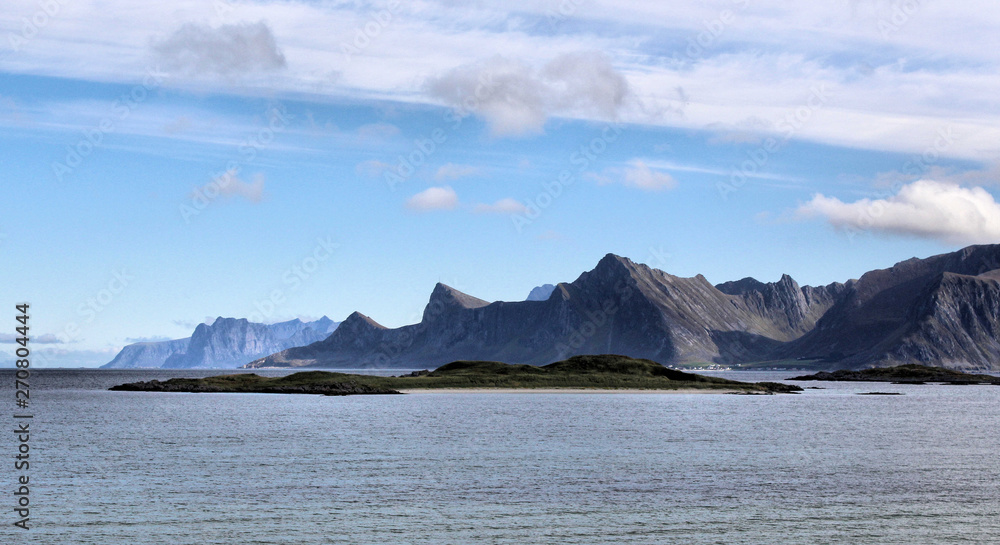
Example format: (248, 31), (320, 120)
(247, 253), (856, 369)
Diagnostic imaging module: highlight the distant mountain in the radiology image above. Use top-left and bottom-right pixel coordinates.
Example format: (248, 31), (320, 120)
(102, 338), (191, 369)
(102, 317), (338, 369)
(246, 245), (1000, 371)
(526, 284), (556, 301)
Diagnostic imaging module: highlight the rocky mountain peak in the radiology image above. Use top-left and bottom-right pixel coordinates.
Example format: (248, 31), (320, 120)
(342, 311), (387, 330)
(715, 277), (767, 295)
(571, 253), (642, 292)
(423, 283), (490, 322)
(595, 253), (637, 275)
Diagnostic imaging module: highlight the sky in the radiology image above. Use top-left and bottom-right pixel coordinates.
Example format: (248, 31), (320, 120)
(2, 0), (1000, 367)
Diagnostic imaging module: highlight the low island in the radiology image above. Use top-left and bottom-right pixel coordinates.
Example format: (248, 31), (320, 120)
(110, 354), (803, 396)
(789, 364), (1000, 384)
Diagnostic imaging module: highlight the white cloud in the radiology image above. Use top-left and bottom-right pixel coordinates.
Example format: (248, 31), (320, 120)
(153, 21), (286, 78)
(192, 170), (265, 203)
(473, 198), (528, 215)
(426, 56), (547, 137)
(587, 159), (678, 192)
(623, 160), (678, 191)
(425, 52), (629, 136)
(798, 180), (1000, 245)
(543, 51), (629, 118)
(435, 163), (481, 181)
(406, 186), (459, 211)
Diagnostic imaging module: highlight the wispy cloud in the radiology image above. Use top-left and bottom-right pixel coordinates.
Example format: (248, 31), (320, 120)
(190, 170), (266, 204)
(797, 180), (1000, 245)
(357, 122), (400, 140)
(434, 163), (481, 181)
(473, 198), (528, 215)
(0, 333), (63, 344)
(124, 336), (174, 343)
(172, 318), (211, 330)
(587, 159), (678, 191)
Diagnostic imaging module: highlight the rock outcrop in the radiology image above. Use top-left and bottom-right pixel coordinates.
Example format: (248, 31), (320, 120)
(778, 245), (1000, 370)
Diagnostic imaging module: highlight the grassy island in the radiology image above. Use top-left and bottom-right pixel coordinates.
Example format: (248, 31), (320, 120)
(110, 354), (803, 395)
(789, 364), (1000, 384)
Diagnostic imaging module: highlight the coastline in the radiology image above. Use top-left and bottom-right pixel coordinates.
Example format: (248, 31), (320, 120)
(396, 388), (745, 394)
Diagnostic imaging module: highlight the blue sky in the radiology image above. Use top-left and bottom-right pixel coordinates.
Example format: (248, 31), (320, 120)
(2, 0), (1000, 366)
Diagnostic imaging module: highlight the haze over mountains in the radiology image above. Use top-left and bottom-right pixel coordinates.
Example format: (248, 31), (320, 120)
(102, 317), (338, 369)
(245, 245), (1000, 371)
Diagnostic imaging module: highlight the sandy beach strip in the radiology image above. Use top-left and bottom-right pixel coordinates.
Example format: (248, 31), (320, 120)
(396, 388), (743, 394)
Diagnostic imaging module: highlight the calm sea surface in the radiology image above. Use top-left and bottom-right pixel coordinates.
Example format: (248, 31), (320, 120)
(2, 368), (999, 544)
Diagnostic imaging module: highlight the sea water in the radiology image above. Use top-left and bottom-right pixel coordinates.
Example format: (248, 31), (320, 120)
(2, 369), (998, 544)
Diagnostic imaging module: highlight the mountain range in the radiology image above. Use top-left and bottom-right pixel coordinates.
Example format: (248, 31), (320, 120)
(102, 317), (339, 368)
(243, 245), (1000, 371)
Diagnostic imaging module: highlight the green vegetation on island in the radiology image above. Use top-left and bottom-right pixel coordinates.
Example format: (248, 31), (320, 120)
(789, 364), (1000, 384)
(110, 354), (803, 395)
